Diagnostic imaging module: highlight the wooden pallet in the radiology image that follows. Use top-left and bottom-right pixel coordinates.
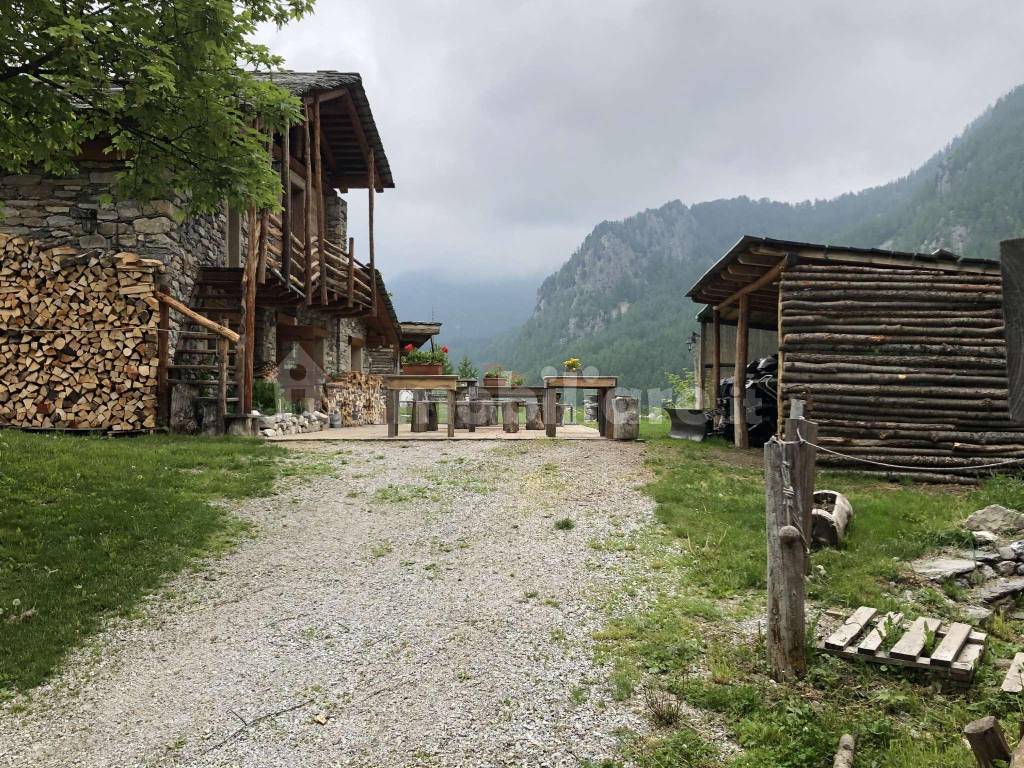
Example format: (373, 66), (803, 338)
(817, 606), (986, 682)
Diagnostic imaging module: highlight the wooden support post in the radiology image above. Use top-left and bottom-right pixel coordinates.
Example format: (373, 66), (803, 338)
(734, 294), (750, 448)
(784, 401), (818, 573)
(386, 389), (399, 437)
(302, 104), (314, 306)
(964, 716), (1012, 767)
(312, 96), (328, 306)
(765, 436), (806, 681)
(712, 309), (721, 413)
(258, 128), (272, 285)
(216, 336), (229, 433)
(240, 208), (259, 414)
(368, 151), (376, 312)
(695, 322), (705, 410)
(280, 125), (292, 280)
(157, 300), (170, 428)
(502, 401), (520, 433)
(544, 387), (557, 437)
(347, 236), (355, 307)
(447, 390), (456, 437)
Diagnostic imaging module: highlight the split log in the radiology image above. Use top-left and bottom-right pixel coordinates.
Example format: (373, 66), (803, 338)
(811, 490), (852, 548)
(832, 734), (855, 768)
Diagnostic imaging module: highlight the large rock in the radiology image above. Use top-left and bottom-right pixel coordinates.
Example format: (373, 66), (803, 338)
(911, 557), (976, 581)
(978, 577), (1024, 604)
(965, 505), (1024, 534)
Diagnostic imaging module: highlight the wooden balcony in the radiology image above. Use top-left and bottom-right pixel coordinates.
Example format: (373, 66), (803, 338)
(261, 213), (376, 316)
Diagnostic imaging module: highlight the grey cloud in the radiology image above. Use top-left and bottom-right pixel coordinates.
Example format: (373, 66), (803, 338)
(258, 0), (1024, 279)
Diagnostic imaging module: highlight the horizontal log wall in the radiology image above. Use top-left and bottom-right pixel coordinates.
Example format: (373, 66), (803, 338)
(0, 233), (162, 431)
(780, 261), (1020, 482)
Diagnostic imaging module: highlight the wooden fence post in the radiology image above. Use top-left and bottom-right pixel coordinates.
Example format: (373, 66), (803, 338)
(216, 336), (228, 433)
(784, 398), (818, 573)
(765, 436), (807, 681)
(965, 716), (1013, 767)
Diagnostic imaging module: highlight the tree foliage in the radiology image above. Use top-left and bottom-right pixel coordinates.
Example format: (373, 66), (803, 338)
(0, 0), (314, 212)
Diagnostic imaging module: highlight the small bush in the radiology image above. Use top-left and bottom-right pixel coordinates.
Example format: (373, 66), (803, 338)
(554, 517), (576, 530)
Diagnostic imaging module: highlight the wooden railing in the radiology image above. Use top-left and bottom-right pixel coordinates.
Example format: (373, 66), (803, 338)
(263, 214), (375, 311)
(155, 292), (239, 431)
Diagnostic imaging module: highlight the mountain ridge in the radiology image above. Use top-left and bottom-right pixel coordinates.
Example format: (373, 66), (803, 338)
(463, 83), (1024, 392)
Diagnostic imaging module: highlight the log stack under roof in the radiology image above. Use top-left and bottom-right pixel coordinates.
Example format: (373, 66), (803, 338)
(779, 261), (1018, 483)
(0, 233), (162, 432)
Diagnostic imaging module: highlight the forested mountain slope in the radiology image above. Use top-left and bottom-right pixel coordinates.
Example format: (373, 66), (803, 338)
(476, 84), (1024, 392)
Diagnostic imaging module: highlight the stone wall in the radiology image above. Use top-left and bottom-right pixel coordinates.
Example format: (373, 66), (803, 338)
(323, 372), (385, 426)
(325, 194), (347, 245)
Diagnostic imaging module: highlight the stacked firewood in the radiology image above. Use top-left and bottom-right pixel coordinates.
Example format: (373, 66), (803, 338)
(780, 260), (1019, 482)
(0, 233), (163, 431)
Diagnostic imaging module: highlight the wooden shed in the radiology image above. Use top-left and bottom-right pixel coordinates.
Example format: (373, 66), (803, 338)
(687, 236), (1019, 482)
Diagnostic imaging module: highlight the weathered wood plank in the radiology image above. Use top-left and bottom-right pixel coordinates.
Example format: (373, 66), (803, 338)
(1002, 653), (1024, 693)
(930, 622), (972, 667)
(824, 606), (877, 650)
(857, 612), (903, 655)
(889, 616), (942, 661)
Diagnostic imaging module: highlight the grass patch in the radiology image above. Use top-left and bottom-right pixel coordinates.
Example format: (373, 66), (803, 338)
(0, 431), (284, 692)
(596, 419), (1024, 767)
(554, 517), (576, 531)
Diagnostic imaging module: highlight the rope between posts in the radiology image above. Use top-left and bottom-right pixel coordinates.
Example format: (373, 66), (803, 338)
(779, 427), (1024, 472)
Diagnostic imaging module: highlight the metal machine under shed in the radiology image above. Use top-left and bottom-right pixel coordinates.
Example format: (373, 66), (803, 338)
(687, 236), (1019, 483)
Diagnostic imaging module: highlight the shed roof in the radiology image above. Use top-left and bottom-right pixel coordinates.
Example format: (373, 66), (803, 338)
(254, 70), (394, 190)
(399, 321), (443, 349)
(688, 235), (1000, 327)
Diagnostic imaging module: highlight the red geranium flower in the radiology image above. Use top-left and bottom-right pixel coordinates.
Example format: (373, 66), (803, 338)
(441, 346), (449, 354)
(403, 343), (414, 351)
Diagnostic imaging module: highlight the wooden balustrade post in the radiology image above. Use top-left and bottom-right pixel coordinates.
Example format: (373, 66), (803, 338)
(157, 300), (170, 428)
(216, 336), (229, 434)
(765, 436), (806, 681)
(313, 96), (328, 305)
(368, 151), (376, 312)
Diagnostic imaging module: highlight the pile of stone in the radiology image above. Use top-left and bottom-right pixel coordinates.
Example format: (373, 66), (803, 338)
(911, 504), (1024, 608)
(257, 410), (329, 437)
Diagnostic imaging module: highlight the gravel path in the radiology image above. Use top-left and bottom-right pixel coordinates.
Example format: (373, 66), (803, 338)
(0, 440), (653, 767)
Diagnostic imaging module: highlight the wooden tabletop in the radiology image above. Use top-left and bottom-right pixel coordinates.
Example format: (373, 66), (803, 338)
(544, 375), (618, 388)
(383, 374), (459, 391)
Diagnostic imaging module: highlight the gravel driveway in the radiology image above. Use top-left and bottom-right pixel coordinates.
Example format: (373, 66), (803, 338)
(0, 440), (653, 767)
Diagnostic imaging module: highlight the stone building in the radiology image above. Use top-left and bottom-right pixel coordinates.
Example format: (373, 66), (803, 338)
(0, 71), (413, 432)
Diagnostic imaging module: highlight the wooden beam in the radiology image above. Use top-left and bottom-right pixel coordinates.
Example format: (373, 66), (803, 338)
(368, 151), (376, 312)
(156, 293), (240, 342)
(348, 236), (355, 307)
(715, 260), (785, 311)
(241, 207), (259, 413)
(733, 294), (749, 449)
(302, 105), (315, 306)
(280, 126), (292, 280)
(712, 309), (721, 412)
(157, 300), (170, 428)
(313, 96), (328, 306)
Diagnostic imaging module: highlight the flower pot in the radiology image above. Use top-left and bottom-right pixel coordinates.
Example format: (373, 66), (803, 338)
(483, 376), (509, 388)
(403, 363), (443, 376)
(562, 369), (582, 377)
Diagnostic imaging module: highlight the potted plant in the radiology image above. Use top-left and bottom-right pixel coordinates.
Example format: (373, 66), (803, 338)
(563, 357), (582, 376)
(508, 371), (525, 387)
(483, 365), (508, 387)
(402, 344), (449, 376)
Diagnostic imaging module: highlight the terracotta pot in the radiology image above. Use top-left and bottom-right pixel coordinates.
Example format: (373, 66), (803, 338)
(483, 376), (509, 387)
(403, 363), (443, 376)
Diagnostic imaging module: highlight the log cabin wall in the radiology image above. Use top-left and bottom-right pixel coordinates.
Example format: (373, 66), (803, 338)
(779, 259), (1015, 483)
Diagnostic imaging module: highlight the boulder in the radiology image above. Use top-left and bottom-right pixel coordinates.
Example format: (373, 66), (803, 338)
(997, 560), (1018, 577)
(973, 530), (999, 547)
(999, 546), (1017, 562)
(911, 557), (976, 581)
(978, 576), (1024, 604)
(964, 505), (1024, 534)
(961, 605), (995, 625)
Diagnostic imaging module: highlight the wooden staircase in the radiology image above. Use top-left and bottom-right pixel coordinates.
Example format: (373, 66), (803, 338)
(167, 268), (244, 429)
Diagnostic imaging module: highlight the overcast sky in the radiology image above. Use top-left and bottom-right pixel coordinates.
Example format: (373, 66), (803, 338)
(258, 1), (1024, 281)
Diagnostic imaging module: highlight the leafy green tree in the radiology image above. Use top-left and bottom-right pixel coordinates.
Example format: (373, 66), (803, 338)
(456, 355), (478, 380)
(0, 0), (314, 212)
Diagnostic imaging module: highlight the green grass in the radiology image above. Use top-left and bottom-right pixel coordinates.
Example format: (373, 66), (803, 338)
(0, 431), (284, 692)
(598, 418), (1024, 767)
